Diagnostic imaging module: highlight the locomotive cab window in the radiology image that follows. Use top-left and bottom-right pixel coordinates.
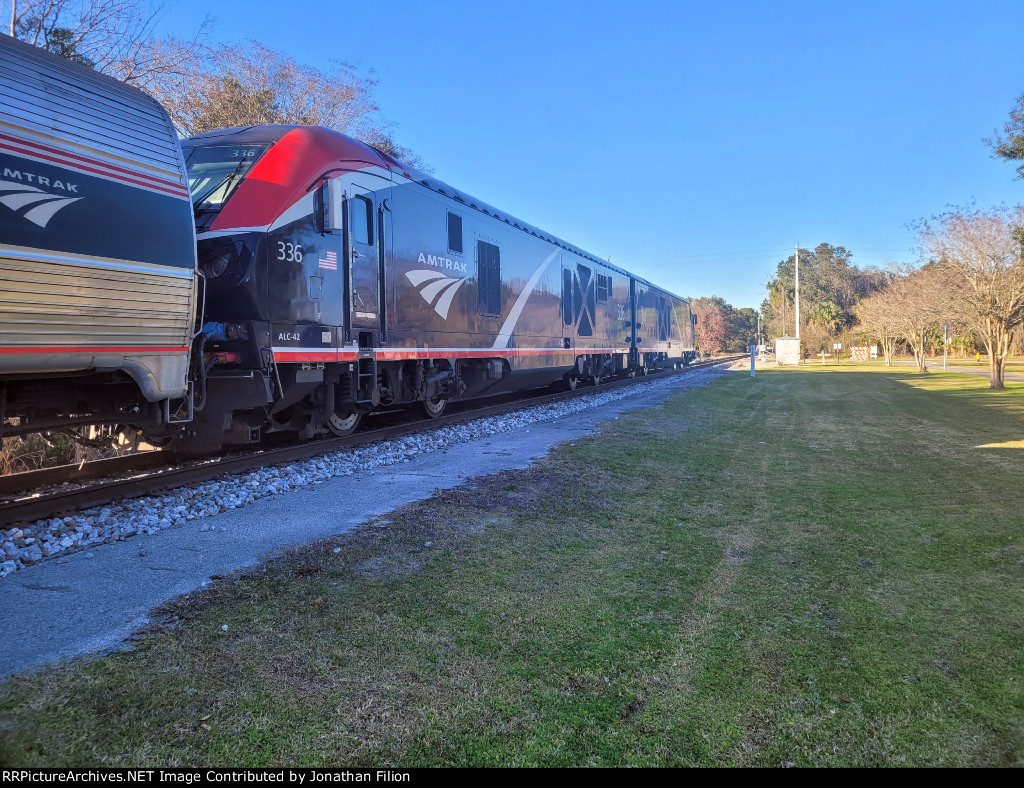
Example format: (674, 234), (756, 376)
(183, 143), (269, 230)
(477, 240), (501, 315)
(350, 195), (373, 245)
(448, 212), (463, 254)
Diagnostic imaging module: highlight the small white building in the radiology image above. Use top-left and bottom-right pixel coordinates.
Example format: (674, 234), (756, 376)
(776, 336), (801, 365)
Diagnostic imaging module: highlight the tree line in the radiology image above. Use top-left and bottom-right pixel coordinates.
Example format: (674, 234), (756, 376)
(757, 207), (1024, 389)
(689, 296), (759, 355)
(752, 96), (1024, 390)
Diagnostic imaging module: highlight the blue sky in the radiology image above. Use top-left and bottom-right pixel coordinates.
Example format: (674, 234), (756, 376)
(161, 0), (1024, 308)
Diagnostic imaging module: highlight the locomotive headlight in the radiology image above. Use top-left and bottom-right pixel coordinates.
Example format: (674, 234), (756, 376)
(206, 251), (232, 278)
(197, 239), (245, 279)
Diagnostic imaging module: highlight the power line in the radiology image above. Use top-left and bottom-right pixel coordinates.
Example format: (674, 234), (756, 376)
(612, 245), (916, 266)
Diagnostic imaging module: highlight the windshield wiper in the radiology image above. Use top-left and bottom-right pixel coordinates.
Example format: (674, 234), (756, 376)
(191, 158), (248, 220)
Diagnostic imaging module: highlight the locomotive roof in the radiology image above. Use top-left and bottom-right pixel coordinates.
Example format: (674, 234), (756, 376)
(187, 125), (686, 302)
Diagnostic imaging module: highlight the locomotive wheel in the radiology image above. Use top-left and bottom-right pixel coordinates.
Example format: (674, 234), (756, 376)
(422, 397), (448, 419)
(327, 409), (362, 437)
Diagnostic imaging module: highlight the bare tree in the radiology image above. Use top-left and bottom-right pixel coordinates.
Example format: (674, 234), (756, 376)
(139, 39), (425, 168)
(916, 206), (1024, 388)
(7, 0), (208, 85)
(883, 268), (943, 373)
(855, 289), (900, 366)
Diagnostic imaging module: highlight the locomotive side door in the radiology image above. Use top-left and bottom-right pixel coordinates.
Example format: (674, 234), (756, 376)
(561, 259), (574, 348)
(629, 277), (638, 367)
(634, 281), (650, 356)
(347, 180), (381, 333)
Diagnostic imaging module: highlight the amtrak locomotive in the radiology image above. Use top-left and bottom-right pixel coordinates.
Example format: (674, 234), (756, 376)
(182, 125), (696, 451)
(0, 35), (695, 453)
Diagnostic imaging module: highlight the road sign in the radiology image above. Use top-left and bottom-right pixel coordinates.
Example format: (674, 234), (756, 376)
(943, 322), (949, 371)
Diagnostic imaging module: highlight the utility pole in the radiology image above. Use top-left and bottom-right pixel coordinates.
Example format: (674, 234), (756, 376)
(794, 244), (801, 341)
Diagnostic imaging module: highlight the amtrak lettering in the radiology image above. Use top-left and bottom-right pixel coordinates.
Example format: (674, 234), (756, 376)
(2, 169), (79, 192)
(417, 251), (468, 273)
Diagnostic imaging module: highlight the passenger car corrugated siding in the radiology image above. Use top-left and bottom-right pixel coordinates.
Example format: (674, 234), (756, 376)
(0, 37), (183, 179)
(0, 255), (193, 346)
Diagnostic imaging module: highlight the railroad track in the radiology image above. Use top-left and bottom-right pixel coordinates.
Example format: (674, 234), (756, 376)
(0, 357), (738, 527)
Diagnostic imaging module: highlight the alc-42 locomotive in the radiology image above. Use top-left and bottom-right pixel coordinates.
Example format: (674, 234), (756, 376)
(182, 125), (696, 451)
(0, 35), (695, 453)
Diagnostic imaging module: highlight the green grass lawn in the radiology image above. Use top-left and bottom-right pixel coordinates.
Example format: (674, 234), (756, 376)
(1, 367), (1022, 767)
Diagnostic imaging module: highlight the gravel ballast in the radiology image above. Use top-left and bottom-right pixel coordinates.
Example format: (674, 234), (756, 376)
(1, 366), (730, 579)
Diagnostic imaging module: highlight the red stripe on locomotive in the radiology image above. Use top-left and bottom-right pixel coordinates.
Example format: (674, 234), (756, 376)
(209, 128), (401, 232)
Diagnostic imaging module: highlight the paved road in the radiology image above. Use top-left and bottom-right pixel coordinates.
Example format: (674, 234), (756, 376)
(0, 372), (726, 676)
(892, 359), (1024, 382)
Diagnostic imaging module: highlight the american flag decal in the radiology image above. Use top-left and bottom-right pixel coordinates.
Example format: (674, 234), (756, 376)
(319, 249), (338, 270)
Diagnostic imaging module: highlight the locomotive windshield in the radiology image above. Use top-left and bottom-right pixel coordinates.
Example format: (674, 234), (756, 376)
(182, 143), (269, 228)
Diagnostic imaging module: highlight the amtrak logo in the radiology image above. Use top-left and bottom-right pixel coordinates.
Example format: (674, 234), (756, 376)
(0, 180), (83, 228)
(406, 269), (468, 320)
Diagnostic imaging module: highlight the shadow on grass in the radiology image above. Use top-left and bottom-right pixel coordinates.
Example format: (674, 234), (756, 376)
(759, 366), (1024, 449)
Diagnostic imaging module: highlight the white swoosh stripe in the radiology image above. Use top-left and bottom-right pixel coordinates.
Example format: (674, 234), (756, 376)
(195, 226), (269, 239)
(268, 193), (314, 231)
(420, 276), (460, 304)
(492, 250), (559, 349)
(406, 269), (447, 286)
(22, 197), (82, 228)
(433, 278), (467, 319)
(0, 192), (60, 211)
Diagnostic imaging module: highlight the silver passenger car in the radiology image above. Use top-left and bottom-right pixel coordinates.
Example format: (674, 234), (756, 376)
(0, 34), (198, 435)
